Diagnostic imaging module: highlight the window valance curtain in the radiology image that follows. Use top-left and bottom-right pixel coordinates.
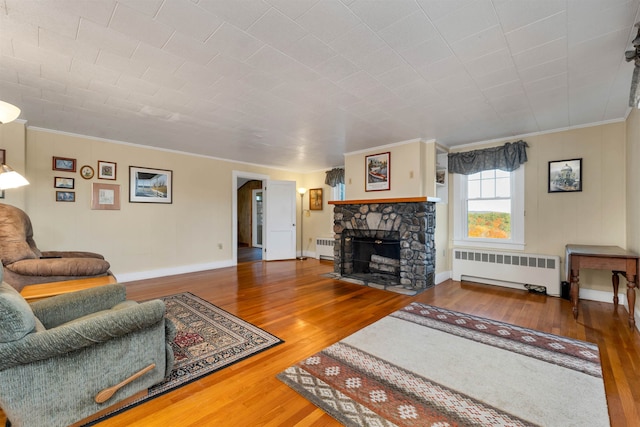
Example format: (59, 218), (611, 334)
(325, 168), (345, 187)
(448, 140), (528, 175)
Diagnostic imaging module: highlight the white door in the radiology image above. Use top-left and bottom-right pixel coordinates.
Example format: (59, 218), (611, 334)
(264, 180), (296, 261)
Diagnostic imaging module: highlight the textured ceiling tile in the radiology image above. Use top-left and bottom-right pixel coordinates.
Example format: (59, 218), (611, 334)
(296, 0), (361, 44)
(504, 11), (567, 55)
(314, 54), (360, 82)
(3, 0), (80, 39)
(247, 7), (307, 51)
(494, 0), (566, 33)
(511, 37), (566, 71)
(347, 0), (420, 31)
(205, 23), (264, 62)
(280, 34), (337, 68)
(431, 0), (498, 44)
(377, 11), (439, 52)
(198, 0), (271, 31)
(156, 0), (223, 42)
(117, 0), (164, 17)
(163, 32), (220, 65)
(78, 18), (139, 58)
(450, 26), (507, 62)
(266, 0), (319, 20)
(39, 27), (100, 64)
(96, 50), (148, 78)
(110, 2), (174, 48)
(57, 0), (116, 27)
(131, 44), (184, 73)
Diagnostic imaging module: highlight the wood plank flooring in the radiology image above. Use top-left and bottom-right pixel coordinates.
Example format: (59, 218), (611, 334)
(5, 259), (640, 426)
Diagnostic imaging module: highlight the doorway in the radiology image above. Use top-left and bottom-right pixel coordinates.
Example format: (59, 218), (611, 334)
(237, 179), (263, 263)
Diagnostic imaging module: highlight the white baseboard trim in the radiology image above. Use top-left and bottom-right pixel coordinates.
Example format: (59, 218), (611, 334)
(435, 270), (451, 285)
(114, 260), (234, 283)
(579, 288), (622, 304)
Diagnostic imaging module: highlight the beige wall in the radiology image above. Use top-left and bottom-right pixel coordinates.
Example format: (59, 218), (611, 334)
(20, 127), (300, 280)
(0, 121), (27, 209)
(450, 121), (627, 292)
(297, 169), (335, 257)
(626, 108), (640, 317)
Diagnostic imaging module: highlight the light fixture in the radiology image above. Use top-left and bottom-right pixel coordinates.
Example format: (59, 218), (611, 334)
(0, 100), (21, 124)
(0, 164), (30, 190)
(625, 23), (640, 107)
(297, 187), (307, 260)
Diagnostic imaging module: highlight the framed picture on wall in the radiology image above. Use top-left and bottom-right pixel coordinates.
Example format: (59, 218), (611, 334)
(365, 152), (390, 192)
(54, 177), (75, 189)
(53, 156), (76, 172)
(548, 158), (582, 193)
(0, 149), (5, 164)
(56, 191), (75, 202)
(98, 160), (117, 180)
(309, 188), (323, 210)
(129, 166), (172, 204)
(92, 183), (120, 210)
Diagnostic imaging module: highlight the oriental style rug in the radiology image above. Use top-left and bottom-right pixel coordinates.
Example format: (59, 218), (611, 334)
(84, 292), (283, 426)
(278, 302), (609, 426)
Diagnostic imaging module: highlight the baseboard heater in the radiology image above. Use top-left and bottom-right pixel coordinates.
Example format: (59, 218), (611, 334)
(452, 249), (561, 297)
(315, 237), (335, 260)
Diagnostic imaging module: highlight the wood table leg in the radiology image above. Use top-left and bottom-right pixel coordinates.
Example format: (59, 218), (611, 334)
(612, 271), (620, 305)
(570, 268), (580, 319)
(626, 274), (637, 328)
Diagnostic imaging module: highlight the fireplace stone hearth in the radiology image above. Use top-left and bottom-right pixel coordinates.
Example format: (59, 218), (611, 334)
(331, 198), (436, 292)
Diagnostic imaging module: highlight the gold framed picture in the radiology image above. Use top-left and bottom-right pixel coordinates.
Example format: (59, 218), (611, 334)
(309, 188), (323, 210)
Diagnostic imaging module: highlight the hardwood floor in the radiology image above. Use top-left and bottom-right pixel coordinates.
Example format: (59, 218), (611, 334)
(6, 259), (640, 426)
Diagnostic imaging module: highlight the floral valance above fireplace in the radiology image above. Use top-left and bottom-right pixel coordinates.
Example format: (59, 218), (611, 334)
(448, 140), (528, 175)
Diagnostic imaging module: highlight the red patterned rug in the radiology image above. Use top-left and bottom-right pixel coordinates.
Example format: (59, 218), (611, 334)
(84, 292), (282, 425)
(278, 302), (609, 426)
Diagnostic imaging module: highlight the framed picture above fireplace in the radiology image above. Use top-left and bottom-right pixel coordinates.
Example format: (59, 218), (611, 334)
(365, 152), (390, 192)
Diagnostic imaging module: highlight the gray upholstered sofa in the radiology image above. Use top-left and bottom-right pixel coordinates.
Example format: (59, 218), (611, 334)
(0, 267), (175, 427)
(0, 203), (112, 291)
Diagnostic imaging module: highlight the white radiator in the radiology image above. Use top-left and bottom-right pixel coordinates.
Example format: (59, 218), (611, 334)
(315, 237), (335, 260)
(452, 249), (561, 296)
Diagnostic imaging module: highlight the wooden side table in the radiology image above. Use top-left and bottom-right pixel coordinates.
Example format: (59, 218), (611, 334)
(566, 244), (639, 327)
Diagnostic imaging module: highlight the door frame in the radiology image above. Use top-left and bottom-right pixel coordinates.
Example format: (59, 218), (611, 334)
(251, 188), (263, 248)
(232, 170), (269, 265)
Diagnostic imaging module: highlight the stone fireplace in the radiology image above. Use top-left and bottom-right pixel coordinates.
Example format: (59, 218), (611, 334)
(330, 198), (436, 293)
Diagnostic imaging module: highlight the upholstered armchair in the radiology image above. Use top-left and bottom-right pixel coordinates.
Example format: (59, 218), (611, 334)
(0, 273), (175, 427)
(0, 203), (112, 291)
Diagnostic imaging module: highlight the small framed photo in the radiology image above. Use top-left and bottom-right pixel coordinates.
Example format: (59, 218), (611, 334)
(129, 166), (172, 204)
(53, 156), (76, 172)
(365, 152), (390, 192)
(309, 188), (323, 210)
(548, 158), (582, 193)
(92, 183), (120, 210)
(54, 177), (75, 189)
(98, 160), (117, 180)
(56, 191), (75, 202)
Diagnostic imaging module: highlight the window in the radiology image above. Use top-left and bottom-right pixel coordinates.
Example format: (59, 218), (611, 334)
(331, 183), (345, 201)
(453, 166), (524, 250)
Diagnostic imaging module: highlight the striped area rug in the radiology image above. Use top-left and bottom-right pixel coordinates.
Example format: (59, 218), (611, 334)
(278, 302), (609, 426)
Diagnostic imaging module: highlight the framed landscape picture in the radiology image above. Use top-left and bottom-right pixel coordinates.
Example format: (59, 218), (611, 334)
(54, 177), (75, 189)
(56, 191), (75, 202)
(129, 166), (172, 204)
(53, 156), (76, 172)
(548, 158), (582, 193)
(365, 152), (390, 192)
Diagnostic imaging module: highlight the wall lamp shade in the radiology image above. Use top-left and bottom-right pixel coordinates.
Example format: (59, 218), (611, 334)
(0, 101), (21, 124)
(0, 164), (30, 190)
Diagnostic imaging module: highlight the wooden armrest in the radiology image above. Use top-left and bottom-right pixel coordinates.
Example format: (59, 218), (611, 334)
(95, 363), (156, 403)
(20, 276), (117, 302)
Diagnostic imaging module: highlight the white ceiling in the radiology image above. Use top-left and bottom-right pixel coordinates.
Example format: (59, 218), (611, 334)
(1, 0), (639, 171)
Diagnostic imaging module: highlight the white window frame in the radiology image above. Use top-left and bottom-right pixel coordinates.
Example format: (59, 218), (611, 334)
(453, 166), (525, 250)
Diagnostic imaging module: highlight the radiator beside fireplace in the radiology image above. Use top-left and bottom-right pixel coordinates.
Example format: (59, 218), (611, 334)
(315, 237), (335, 260)
(452, 249), (561, 296)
